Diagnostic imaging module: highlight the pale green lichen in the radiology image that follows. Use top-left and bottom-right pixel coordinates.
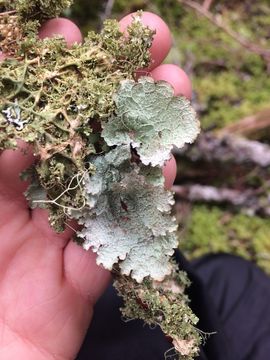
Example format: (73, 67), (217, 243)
(73, 145), (178, 282)
(102, 77), (200, 166)
(0, 3), (202, 357)
(114, 263), (201, 360)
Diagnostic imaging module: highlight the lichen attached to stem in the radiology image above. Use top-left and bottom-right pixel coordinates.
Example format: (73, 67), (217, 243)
(0, 2), (202, 358)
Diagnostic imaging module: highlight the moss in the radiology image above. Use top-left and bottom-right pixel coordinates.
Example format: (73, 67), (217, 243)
(180, 205), (270, 274)
(171, 9), (270, 129)
(180, 205), (230, 258)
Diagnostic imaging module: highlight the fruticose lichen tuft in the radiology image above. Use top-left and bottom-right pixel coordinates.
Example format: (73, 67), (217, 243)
(0, 11), (155, 230)
(1, 0), (74, 20)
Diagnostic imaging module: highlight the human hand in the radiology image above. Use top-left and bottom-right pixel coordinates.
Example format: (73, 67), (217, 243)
(0, 12), (192, 360)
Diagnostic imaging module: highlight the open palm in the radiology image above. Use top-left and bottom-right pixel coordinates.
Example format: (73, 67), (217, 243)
(0, 143), (110, 359)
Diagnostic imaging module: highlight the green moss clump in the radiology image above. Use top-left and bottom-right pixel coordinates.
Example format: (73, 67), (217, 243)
(172, 9), (270, 129)
(180, 205), (270, 274)
(180, 205), (230, 258)
(229, 215), (270, 272)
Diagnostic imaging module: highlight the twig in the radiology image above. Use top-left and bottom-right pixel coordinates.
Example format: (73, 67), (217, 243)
(174, 132), (270, 167)
(218, 108), (270, 137)
(100, 0), (115, 25)
(202, 0), (213, 11)
(172, 184), (270, 217)
(179, 0), (270, 63)
(0, 10), (17, 16)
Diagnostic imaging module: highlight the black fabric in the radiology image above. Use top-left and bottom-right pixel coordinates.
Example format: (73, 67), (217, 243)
(77, 253), (270, 360)
(192, 254), (270, 360)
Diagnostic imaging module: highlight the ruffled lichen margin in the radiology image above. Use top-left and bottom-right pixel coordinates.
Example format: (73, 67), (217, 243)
(0, 1), (202, 358)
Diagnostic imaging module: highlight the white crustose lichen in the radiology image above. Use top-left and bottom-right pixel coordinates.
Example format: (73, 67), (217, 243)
(2, 99), (28, 131)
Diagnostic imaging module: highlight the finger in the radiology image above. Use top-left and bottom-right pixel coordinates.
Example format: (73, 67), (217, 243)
(150, 64), (192, 99)
(119, 12), (172, 71)
(0, 141), (35, 196)
(32, 208), (110, 304)
(163, 155), (177, 190)
(38, 18), (83, 46)
(150, 65), (192, 188)
(63, 240), (111, 304)
(31, 208), (78, 246)
(0, 52), (6, 61)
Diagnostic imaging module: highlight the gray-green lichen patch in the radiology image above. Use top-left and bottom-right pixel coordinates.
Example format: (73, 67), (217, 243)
(73, 145), (178, 282)
(102, 77), (200, 166)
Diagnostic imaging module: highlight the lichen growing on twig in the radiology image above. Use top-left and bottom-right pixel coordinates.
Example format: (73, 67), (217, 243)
(0, 1), (202, 358)
(1, 8), (155, 230)
(114, 263), (201, 360)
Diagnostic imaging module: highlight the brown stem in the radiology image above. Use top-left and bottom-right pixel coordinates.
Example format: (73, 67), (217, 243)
(103, 0), (115, 19)
(0, 10), (17, 16)
(218, 108), (270, 138)
(99, 0), (115, 27)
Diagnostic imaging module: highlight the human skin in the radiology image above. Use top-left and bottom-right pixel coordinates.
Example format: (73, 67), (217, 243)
(0, 13), (192, 360)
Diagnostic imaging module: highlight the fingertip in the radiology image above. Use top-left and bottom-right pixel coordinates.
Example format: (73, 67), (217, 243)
(150, 64), (192, 99)
(163, 155), (177, 190)
(38, 18), (83, 47)
(0, 52), (6, 61)
(0, 141), (35, 193)
(119, 12), (172, 70)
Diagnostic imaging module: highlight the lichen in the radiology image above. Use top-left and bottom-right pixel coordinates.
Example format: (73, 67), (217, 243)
(112, 0), (270, 130)
(1, 0), (74, 20)
(102, 77), (199, 166)
(0, 12), (155, 231)
(114, 262), (201, 360)
(0, 3), (202, 357)
(68, 0), (270, 130)
(72, 145), (179, 282)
